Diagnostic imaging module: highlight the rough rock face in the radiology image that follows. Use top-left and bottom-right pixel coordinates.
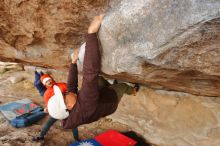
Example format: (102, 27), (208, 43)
(0, 0), (114, 67)
(0, 0), (219, 97)
(99, 0), (220, 97)
(100, 0), (220, 75)
(110, 88), (220, 146)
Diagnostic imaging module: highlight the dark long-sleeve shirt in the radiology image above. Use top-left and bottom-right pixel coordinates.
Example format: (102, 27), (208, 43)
(63, 33), (118, 129)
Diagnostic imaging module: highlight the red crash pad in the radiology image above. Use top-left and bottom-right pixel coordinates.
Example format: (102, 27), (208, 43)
(95, 130), (137, 146)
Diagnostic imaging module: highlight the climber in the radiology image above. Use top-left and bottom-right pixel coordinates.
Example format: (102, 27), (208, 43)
(32, 71), (79, 141)
(47, 14), (140, 129)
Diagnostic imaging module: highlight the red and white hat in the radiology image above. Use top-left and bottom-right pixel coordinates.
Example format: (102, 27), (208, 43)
(40, 74), (52, 85)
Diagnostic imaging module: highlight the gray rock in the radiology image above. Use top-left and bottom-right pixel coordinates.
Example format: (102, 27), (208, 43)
(8, 76), (24, 84)
(5, 64), (23, 71)
(0, 62), (23, 72)
(99, 0), (220, 75)
(98, 0), (220, 97)
(0, 67), (6, 74)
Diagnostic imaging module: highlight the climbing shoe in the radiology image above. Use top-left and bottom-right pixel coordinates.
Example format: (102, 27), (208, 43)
(113, 79), (118, 84)
(32, 136), (44, 141)
(133, 84), (140, 96)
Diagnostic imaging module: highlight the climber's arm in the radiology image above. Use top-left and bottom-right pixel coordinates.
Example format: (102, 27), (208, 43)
(34, 71), (46, 96)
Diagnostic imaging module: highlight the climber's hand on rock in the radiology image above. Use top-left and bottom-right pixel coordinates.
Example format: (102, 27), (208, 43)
(71, 48), (79, 64)
(88, 14), (105, 34)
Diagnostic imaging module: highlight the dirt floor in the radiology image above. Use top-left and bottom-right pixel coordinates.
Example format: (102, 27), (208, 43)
(0, 69), (147, 146)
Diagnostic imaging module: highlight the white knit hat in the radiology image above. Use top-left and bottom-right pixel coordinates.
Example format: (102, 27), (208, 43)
(42, 77), (51, 85)
(47, 85), (69, 120)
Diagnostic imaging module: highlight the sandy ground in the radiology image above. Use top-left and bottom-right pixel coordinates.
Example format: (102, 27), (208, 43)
(0, 69), (147, 146)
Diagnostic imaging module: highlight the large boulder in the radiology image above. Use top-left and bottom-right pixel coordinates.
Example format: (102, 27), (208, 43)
(0, 0), (220, 97)
(99, 0), (220, 96)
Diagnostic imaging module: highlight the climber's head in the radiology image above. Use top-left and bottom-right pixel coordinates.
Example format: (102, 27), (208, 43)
(40, 74), (55, 88)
